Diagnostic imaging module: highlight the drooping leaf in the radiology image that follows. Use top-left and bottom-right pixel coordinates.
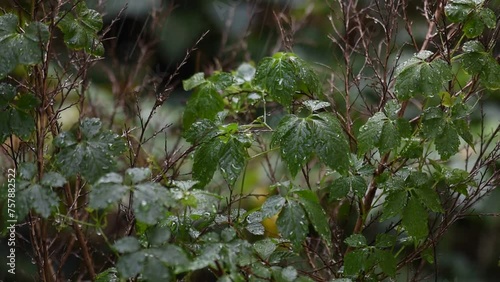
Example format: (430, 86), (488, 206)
(378, 120), (400, 154)
(413, 186), (443, 213)
(192, 139), (223, 188)
(272, 116), (314, 177)
(343, 249), (367, 276)
(395, 51), (452, 100)
(218, 137), (248, 185)
(435, 123), (460, 160)
(255, 52), (297, 107)
(142, 257), (172, 281)
(89, 173), (128, 209)
(276, 200), (308, 249)
(294, 190), (332, 246)
(183, 119), (218, 144)
(381, 190), (407, 221)
(374, 249), (397, 277)
(57, 2), (104, 55)
(183, 84), (224, 129)
(302, 100), (330, 112)
(0, 14), (49, 78)
(311, 112), (350, 174)
(402, 196), (428, 240)
(357, 112), (385, 156)
(116, 251), (146, 278)
(421, 107), (445, 139)
(125, 167), (151, 185)
(289, 56), (323, 96)
(375, 233), (397, 248)
(253, 239), (278, 260)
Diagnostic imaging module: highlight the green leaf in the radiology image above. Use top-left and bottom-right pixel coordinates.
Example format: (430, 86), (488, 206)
(445, 0), (477, 23)
(54, 118), (126, 183)
(218, 138), (248, 185)
(208, 72), (234, 90)
(402, 196), (428, 240)
(183, 72), (206, 90)
(255, 52), (297, 107)
(183, 84), (224, 129)
(302, 100), (330, 112)
(0, 84), (39, 142)
(344, 234), (367, 248)
(133, 182), (171, 224)
(125, 167), (151, 184)
(311, 113), (350, 173)
(343, 249), (366, 276)
(0, 14), (49, 78)
(401, 139), (423, 159)
(414, 186), (443, 213)
(435, 123), (460, 160)
(95, 268), (118, 282)
(261, 195), (286, 218)
(89, 173), (128, 209)
(272, 116), (314, 177)
(381, 190), (407, 221)
(113, 237), (141, 253)
(374, 249), (396, 277)
(183, 119), (218, 144)
(445, 0), (495, 38)
(192, 139), (223, 187)
(116, 251), (146, 278)
(378, 120), (400, 154)
(40, 172), (67, 187)
(295, 190), (332, 246)
(142, 257), (172, 281)
(357, 112), (385, 155)
(421, 107), (445, 139)
(395, 52), (451, 100)
(18, 184), (58, 218)
(57, 3), (104, 55)
(19, 162), (37, 180)
(375, 233), (397, 248)
(276, 200), (308, 249)
(254, 238), (278, 260)
(181, 243), (224, 271)
(457, 40), (500, 90)
(290, 56), (322, 96)
(329, 175), (367, 199)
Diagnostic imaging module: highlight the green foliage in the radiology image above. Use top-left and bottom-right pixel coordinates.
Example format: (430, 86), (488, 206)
(1, 3), (498, 280)
(57, 2), (104, 55)
(0, 83), (39, 142)
(395, 51), (452, 100)
(445, 0), (496, 38)
(0, 14), (49, 78)
(53, 118), (126, 183)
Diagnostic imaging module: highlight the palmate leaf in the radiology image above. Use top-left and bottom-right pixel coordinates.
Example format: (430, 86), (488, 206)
(18, 184), (59, 218)
(456, 40), (500, 90)
(276, 200), (308, 249)
(272, 111), (349, 177)
(57, 2), (103, 55)
(395, 51), (452, 100)
(0, 14), (49, 78)
(54, 118), (126, 183)
(445, 0), (496, 38)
